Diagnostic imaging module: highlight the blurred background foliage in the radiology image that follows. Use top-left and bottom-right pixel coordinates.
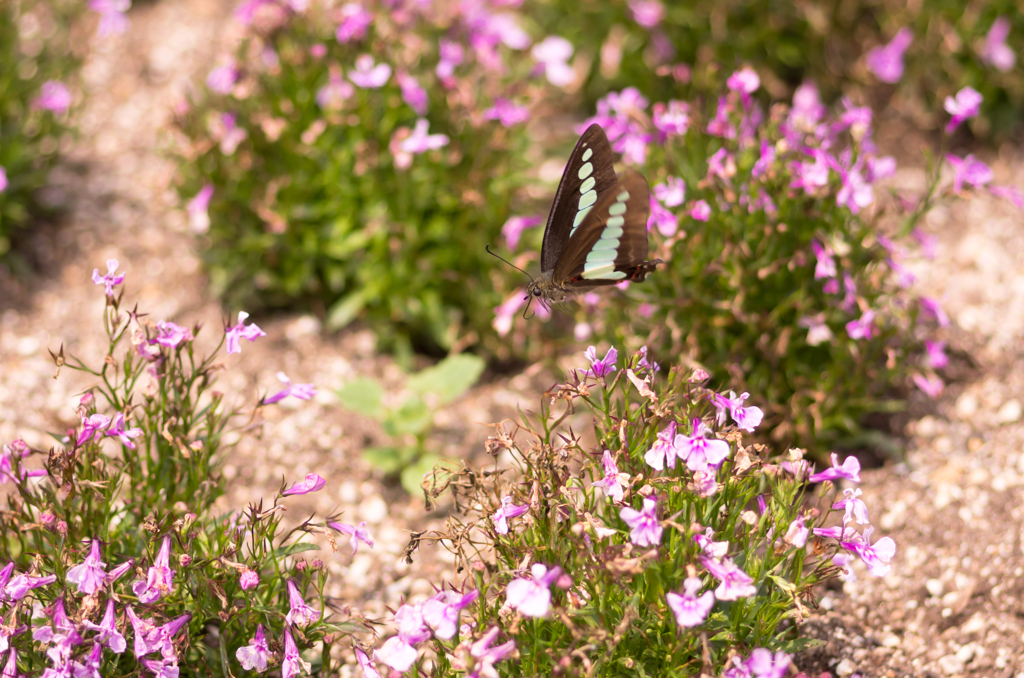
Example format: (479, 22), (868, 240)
(0, 0), (83, 272)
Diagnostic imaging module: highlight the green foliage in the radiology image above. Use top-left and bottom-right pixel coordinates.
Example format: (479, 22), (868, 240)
(415, 349), (860, 677)
(0, 0), (81, 267)
(172, 4), (538, 355)
(528, 0), (1024, 138)
(337, 353), (485, 494)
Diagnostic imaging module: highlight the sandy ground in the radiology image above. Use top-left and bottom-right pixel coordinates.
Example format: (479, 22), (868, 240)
(2, 1), (1024, 676)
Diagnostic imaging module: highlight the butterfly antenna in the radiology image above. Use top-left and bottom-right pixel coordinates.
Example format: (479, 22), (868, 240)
(485, 244), (534, 284)
(522, 294), (535, 320)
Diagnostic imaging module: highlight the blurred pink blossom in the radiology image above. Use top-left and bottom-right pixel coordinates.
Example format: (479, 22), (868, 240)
(629, 0), (664, 28)
(349, 54), (391, 88)
(531, 36), (574, 86)
(980, 17), (1015, 72)
(33, 81), (72, 114)
(943, 86), (982, 133)
(89, 0), (130, 37)
(865, 27), (912, 83)
(336, 3), (373, 43)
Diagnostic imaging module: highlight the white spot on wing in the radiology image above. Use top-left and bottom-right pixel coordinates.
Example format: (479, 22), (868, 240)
(578, 188), (597, 210)
(582, 148), (593, 162)
(580, 176), (596, 194)
(578, 162), (594, 181)
(608, 202), (627, 216)
(617, 190), (630, 201)
(606, 215), (625, 228)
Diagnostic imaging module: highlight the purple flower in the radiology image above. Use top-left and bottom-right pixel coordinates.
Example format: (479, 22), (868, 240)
(644, 420), (680, 471)
(283, 473), (326, 496)
(919, 297), (949, 328)
(399, 119), (449, 154)
(32, 598), (81, 649)
(690, 200), (711, 221)
(493, 291), (524, 336)
(619, 497), (662, 547)
(648, 197), (677, 236)
(349, 54), (391, 88)
(239, 569), (259, 590)
(834, 487), (870, 526)
(652, 100), (689, 142)
(356, 648), (382, 678)
(677, 421), (731, 472)
(791, 150), (831, 194)
(316, 71), (354, 110)
(90, 0), (131, 37)
(501, 215), (542, 249)
(531, 36), (574, 86)
(491, 495), (529, 535)
(33, 81), (72, 113)
(328, 520), (375, 554)
(980, 17), (1015, 72)
(141, 658), (181, 678)
(944, 87), (983, 134)
(285, 579), (321, 627)
(436, 40), (465, 82)
(3, 570), (55, 601)
(154, 321), (193, 348)
(133, 535), (175, 603)
(0, 167), (7, 193)
(865, 27), (912, 83)
(946, 153), (993, 194)
(206, 62), (238, 94)
(82, 599), (126, 653)
(225, 311), (266, 354)
(335, 3), (373, 43)
(66, 539), (107, 594)
(584, 346), (618, 378)
(832, 160), (874, 214)
(808, 452), (861, 483)
(187, 185), (213, 233)
(711, 391), (764, 432)
(236, 624), (270, 672)
(282, 626), (310, 678)
(788, 82), (825, 133)
(591, 450), (627, 501)
(628, 0), (664, 28)
(654, 176), (685, 208)
(925, 340), (948, 369)
(125, 608), (191, 659)
(422, 589), (479, 640)
(484, 98), (530, 127)
(990, 184), (1024, 210)
(464, 627), (516, 678)
(105, 558), (134, 585)
(799, 314), (833, 346)
(397, 72), (428, 115)
(376, 633), (419, 671)
(707, 148), (734, 182)
(666, 577), (715, 627)
(105, 412), (143, 449)
(845, 309), (876, 340)
(701, 556), (757, 600)
(78, 413), (111, 445)
(2, 649), (15, 678)
(747, 648), (792, 678)
(216, 113), (247, 155)
(726, 67), (760, 95)
(783, 515), (809, 548)
(913, 373), (944, 398)
(263, 372), (316, 405)
(615, 129), (652, 166)
(839, 526), (896, 577)
(92, 259), (125, 296)
(505, 563), (563, 617)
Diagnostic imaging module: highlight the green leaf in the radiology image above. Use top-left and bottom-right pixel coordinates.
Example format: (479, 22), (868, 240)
(336, 378), (384, 419)
(778, 637), (826, 652)
(362, 445), (410, 475)
(274, 542), (321, 558)
(390, 396), (432, 435)
(325, 290), (367, 330)
(406, 354), (485, 405)
(400, 453), (444, 496)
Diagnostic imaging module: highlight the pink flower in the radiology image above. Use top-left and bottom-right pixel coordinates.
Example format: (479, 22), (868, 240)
(925, 340), (948, 369)
(584, 346), (618, 378)
(913, 372), (944, 398)
(282, 626), (311, 678)
(90, 0), (131, 37)
(236, 624), (271, 672)
(78, 413), (111, 445)
(726, 67), (760, 94)
(711, 391), (763, 432)
(531, 36), (574, 86)
(501, 215), (542, 249)
(945, 153), (992, 193)
(654, 176), (685, 207)
(811, 240), (836, 280)
(436, 40), (465, 83)
(652, 100), (690, 142)
(216, 112), (247, 155)
(335, 3), (373, 43)
(493, 291), (524, 336)
(316, 72), (354, 109)
(701, 556), (756, 600)
(833, 487), (870, 526)
(839, 526), (896, 577)
(263, 372), (317, 405)
(676, 421), (730, 471)
(283, 473), (327, 496)
(132, 535), (175, 603)
(943, 86), (983, 134)
(206, 62), (238, 94)
(92, 259), (125, 296)
(666, 577), (715, 627)
(82, 599), (126, 652)
(645, 420), (680, 471)
(846, 309), (876, 340)
(491, 495), (529, 535)
(154, 321), (193, 349)
(399, 119), (448, 154)
(239, 569), (259, 590)
(328, 520), (375, 554)
(462, 627), (516, 677)
(225, 311), (266, 354)
(349, 54), (391, 88)
(990, 184), (1024, 210)
(619, 497), (662, 546)
(285, 579), (321, 626)
(591, 450), (627, 501)
(808, 452), (861, 483)
(0, 167), (7, 193)
(865, 27), (912, 83)
(690, 200), (711, 221)
(356, 649), (382, 678)
(66, 539), (107, 595)
(647, 197), (677, 236)
(484, 98), (530, 127)
(629, 0), (664, 28)
(422, 589), (478, 640)
(105, 412), (143, 449)
(980, 17), (1015, 72)
(799, 314), (833, 346)
(919, 297), (949, 327)
(187, 185), (214, 233)
(397, 72), (428, 115)
(505, 563), (563, 617)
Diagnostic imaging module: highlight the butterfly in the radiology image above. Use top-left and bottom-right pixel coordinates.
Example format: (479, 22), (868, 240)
(524, 123), (662, 310)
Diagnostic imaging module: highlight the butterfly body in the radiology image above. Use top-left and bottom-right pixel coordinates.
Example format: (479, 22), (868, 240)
(528, 124), (662, 307)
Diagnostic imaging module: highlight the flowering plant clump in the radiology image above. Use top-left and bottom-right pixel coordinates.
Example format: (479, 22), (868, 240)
(0, 263), (375, 677)
(528, 0), (1023, 137)
(381, 346), (896, 677)
(0, 0), (82, 264)
(495, 70), (1021, 451)
(172, 0), (559, 355)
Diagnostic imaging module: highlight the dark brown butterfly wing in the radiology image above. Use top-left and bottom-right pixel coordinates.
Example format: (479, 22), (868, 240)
(540, 124), (619, 273)
(551, 171), (658, 287)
